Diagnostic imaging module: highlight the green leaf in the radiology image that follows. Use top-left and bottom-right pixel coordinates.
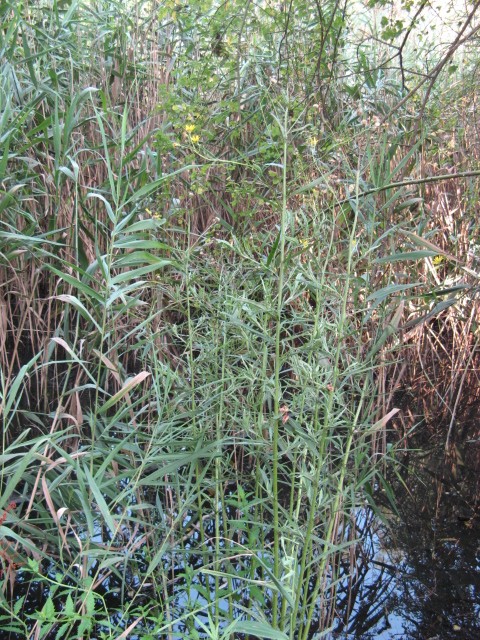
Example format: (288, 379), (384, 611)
(48, 266), (104, 302)
(64, 594), (75, 617)
(55, 295), (102, 332)
(105, 282), (149, 307)
(266, 228), (280, 267)
(21, 31), (37, 87)
(41, 597), (55, 621)
(249, 584), (265, 605)
(374, 250), (438, 264)
(111, 260), (174, 284)
(397, 230), (459, 263)
(82, 464), (117, 536)
(55, 623), (71, 640)
(83, 591), (95, 617)
(366, 282), (423, 302)
(50, 337), (98, 385)
(117, 219), (166, 234)
(27, 558), (40, 573)
(0, 452), (42, 514)
(146, 540), (171, 577)
(124, 164), (198, 205)
(86, 192), (116, 224)
(13, 595), (25, 615)
(78, 616), (93, 635)
(113, 239), (171, 251)
(1, 352), (42, 424)
(293, 169), (335, 195)
(113, 250), (162, 268)
(233, 621), (289, 640)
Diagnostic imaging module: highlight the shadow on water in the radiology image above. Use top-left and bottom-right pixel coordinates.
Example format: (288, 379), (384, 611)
(3, 442), (479, 639)
(334, 439), (480, 640)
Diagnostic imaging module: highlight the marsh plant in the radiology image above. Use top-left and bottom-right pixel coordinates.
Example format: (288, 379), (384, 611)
(1, 1), (479, 639)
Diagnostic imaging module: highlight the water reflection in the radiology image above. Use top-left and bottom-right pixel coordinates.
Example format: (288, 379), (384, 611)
(334, 445), (479, 639)
(4, 447), (479, 639)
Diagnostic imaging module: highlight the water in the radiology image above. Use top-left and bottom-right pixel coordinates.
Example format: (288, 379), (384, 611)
(3, 446), (478, 639)
(334, 445), (479, 639)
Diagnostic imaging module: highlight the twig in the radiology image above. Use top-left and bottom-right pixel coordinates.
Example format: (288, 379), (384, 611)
(334, 169), (480, 207)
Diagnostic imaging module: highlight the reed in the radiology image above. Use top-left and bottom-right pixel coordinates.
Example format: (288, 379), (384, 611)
(1, 1), (479, 638)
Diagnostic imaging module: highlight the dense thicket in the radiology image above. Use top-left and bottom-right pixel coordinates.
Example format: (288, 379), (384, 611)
(0, 1), (479, 638)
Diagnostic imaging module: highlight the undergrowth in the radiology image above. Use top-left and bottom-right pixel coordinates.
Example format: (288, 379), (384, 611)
(0, 1), (479, 639)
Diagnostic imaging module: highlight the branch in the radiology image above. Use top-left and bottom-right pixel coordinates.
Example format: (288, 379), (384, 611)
(334, 169), (480, 207)
(380, 1), (480, 126)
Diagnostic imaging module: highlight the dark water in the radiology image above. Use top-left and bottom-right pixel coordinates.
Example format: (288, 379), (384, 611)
(335, 445), (479, 640)
(3, 446), (479, 639)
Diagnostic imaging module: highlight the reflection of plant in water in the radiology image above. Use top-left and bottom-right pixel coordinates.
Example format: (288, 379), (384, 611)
(342, 449), (480, 640)
(387, 451), (480, 640)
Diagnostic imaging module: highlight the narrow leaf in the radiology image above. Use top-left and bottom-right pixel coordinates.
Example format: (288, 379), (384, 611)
(111, 261), (173, 285)
(374, 250), (438, 264)
(82, 464), (117, 536)
(371, 408), (400, 431)
(99, 371), (151, 414)
(233, 621), (289, 640)
(55, 295), (102, 331)
(398, 230), (459, 262)
(124, 164), (198, 205)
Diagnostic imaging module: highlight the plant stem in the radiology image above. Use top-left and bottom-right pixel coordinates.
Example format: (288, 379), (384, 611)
(272, 104), (290, 629)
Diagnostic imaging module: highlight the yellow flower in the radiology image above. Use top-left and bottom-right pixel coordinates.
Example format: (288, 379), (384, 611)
(190, 134), (200, 144)
(185, 123), (196, 133)
(307, 136), (318, 147)
(432, 255), (444, 266)
(146, 208), (163, 221)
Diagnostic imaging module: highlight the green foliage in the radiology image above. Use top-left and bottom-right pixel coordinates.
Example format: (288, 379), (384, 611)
(0, 0), (479, 638)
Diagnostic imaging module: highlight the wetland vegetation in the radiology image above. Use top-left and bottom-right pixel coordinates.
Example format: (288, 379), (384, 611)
(0, 1), (479, 638)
